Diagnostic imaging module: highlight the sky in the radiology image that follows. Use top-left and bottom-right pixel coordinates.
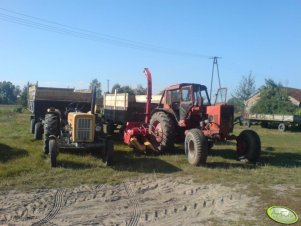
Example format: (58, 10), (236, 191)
(0, 0), (300, 96)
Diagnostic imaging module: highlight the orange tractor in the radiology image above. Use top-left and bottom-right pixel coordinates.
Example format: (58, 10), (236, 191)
(124, 68), (261, 166)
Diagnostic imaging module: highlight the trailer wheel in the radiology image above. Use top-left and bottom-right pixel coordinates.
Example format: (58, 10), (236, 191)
(30, 119), (35, 134)
(185, 129), (208, 166)
(260, 122), (269, 128)
(104, 139), (114, 166)
(237, 130), (261, 163)
(149, 112), (175, 153)
(278, 123), (286, 132)
(34, 122), (43, 140)
(243, 120), (251, 128)
(49, 139), (58, 167)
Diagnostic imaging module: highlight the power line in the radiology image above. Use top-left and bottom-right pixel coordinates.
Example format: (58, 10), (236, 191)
(209, 56), (222, 100)
(0, 7), (211, 58)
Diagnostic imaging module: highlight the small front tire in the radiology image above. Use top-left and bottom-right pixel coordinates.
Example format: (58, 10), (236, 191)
(237, 130), (261, 163)
(185, 129), (208, 166)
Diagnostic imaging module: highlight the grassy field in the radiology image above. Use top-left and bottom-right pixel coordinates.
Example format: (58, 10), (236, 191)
(0, 105), (300, 225)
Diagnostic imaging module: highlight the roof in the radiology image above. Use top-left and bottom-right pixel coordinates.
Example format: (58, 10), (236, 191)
(165, 83), (208, 91)
(284, 87), (301, 102)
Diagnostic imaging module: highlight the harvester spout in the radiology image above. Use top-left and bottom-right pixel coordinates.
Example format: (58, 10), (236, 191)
(144, 68), (152, 124)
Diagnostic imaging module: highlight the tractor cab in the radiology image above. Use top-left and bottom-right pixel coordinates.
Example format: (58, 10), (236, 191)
(160, 83), (210, 122)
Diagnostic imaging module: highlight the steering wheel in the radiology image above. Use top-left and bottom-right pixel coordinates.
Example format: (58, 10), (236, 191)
(65, 102), (84, 115)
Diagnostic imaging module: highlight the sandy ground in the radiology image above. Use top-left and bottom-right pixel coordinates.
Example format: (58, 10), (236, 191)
(0, 177), (258, 226)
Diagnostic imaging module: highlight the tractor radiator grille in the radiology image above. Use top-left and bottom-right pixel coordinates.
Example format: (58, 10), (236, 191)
(221, 106), (234, 132)
(76, 118), (92, 141)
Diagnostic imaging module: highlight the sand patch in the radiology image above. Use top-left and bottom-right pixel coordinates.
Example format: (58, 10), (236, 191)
(0, 177), (258, 226)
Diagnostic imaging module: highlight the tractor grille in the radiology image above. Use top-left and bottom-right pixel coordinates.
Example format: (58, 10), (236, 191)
(221, 106), (234, 132)
(76, 118), (92, 141)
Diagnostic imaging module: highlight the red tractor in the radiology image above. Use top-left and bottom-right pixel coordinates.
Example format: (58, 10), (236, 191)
(124, 69), (261, 166)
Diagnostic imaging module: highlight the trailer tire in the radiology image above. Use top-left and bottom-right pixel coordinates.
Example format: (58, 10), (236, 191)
(149, 111), (175, 153)
(278, 123), (286, 132)
(243, 120), (251, 128)
(185, 129), (208, 166)
(237, 130), (261, 163)
(104, 139), (114, 166)
(34, 122), (43, 140)
(30, 119), (35, 134)
(49, 139), (57, 167)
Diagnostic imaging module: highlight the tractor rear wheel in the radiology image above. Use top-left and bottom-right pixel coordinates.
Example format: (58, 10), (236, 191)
(49, 139), (58, 167)
(149, 112), (175, 153)
(34, 122), (43, 140)
(237, 130), (261, 163)
(185, 129), (208, 166)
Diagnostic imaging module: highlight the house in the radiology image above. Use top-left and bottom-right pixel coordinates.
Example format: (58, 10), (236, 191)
(244, 87), (301, 113)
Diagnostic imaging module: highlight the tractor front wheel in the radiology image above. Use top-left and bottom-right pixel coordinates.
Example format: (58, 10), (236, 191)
(149, 112), (175, 153)
(236, 130), (261, 163)
(185, 129), (208, 166)
(49, 139), (58, 167)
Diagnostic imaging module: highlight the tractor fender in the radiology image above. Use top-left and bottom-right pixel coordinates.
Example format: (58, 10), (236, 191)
(150, 108), (177, 123)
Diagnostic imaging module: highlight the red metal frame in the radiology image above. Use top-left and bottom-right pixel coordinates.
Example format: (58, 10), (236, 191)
(123, 68), (153, 150)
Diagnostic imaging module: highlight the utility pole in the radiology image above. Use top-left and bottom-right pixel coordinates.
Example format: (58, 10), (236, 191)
(209, 56), (222, 101)
(107, 80), (110, 93)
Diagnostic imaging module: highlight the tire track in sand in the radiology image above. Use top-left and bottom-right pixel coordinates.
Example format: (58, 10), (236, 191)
(31, 189), (65, 226)
(124, 182), (141, 226)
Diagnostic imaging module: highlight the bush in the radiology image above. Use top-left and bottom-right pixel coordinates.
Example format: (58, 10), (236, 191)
(295, 108), (301, 116)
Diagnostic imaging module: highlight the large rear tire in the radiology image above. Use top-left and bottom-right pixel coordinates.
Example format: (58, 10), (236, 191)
(34, 122), (43, 140)
(149, 112), (175, 153)
(49, 139), (58, 167)
(237, 130), (261, 163)
(185, 129), (208, 166)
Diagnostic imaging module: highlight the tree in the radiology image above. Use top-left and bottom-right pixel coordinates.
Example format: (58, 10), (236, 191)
(110, 83), (147, 95)
(133, 84), (147, 95)
(0, 81), (20, 104)
(111, 83), (121, 93)
(228, 72), (256, 113)
(18, 85), (28, 107)
(110, 83), (135, 94)
(250, 79), (298, 114)
(89, 79), (102, 98)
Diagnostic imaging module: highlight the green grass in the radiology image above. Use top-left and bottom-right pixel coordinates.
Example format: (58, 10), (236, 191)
(0, 105), (300, 225)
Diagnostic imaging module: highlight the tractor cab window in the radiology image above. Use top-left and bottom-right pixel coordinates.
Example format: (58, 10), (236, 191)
(193, 87), (210, 106)
(181, 87), (192, 102)
(167, 89), (180, 104)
